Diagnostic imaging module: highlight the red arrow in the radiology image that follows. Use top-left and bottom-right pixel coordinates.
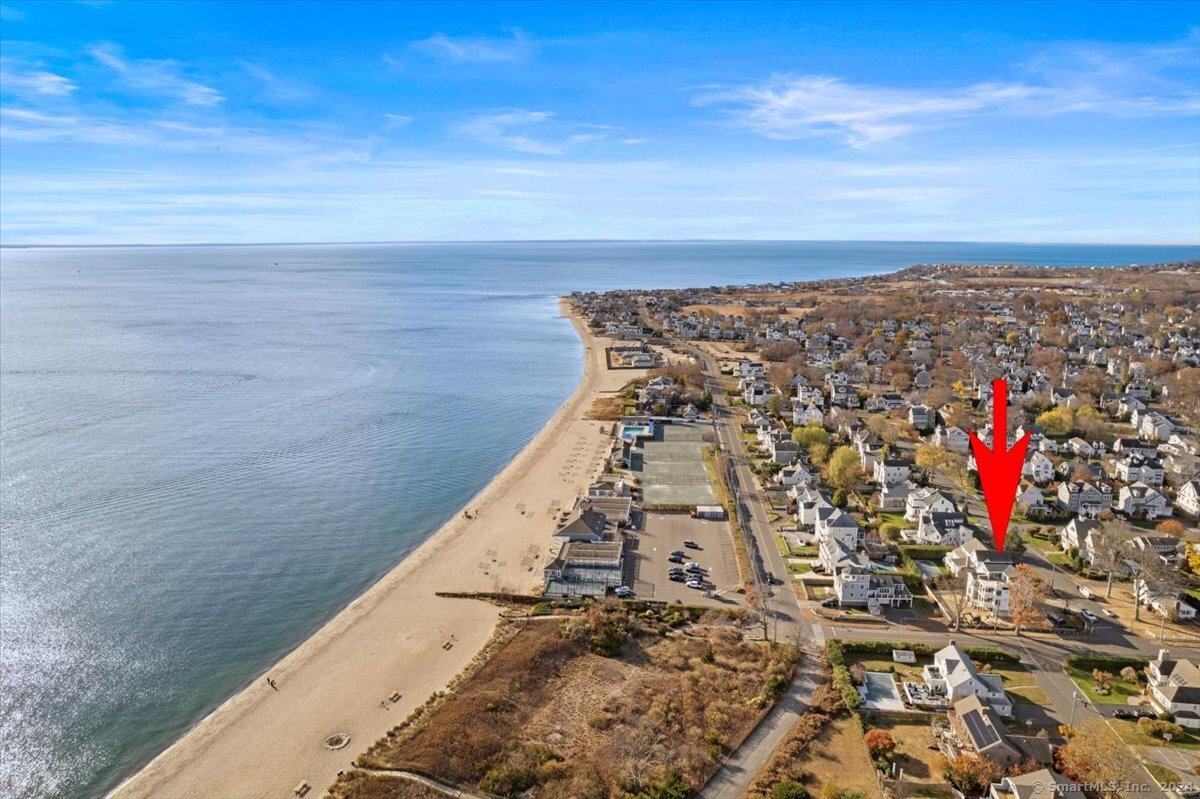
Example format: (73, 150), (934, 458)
(968, 378), (1030, 552)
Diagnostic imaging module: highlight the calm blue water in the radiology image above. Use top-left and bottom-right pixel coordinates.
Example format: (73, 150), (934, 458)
(1, 241), (1196, 799)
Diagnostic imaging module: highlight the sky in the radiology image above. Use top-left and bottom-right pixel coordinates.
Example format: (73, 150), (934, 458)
(1, 0), (1198, 244)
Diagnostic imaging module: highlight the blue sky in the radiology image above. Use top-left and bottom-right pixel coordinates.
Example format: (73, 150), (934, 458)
(1, 0), (1198, 244)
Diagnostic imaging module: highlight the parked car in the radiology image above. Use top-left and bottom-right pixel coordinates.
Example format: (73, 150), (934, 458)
(614, 586), (633, 598)
(1133, 707), (1156, 719)
(668, 553), (685, 564)
(1112, 708), (1136, 719)
(670, 550), (686, 559)
(820, 597), (838, 607)
(685, 562), (704, 572)
(683, 540), (700, 549)
(1047, 613), (1065, 626)
(686, 579), (705, 589)
(765, 572), (782, 585)
(668, 572), (686, 582)
(1080, 609), (1098, 623)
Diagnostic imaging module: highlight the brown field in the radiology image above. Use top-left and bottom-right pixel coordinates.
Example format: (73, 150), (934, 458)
(337, 607), (796, 799)
(327, 772), (449, 799)
(791, 714), (882, 798)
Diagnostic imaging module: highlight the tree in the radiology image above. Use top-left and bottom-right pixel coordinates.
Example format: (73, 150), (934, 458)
(864, 729), (896, 759)
(1187, 544), (1200, 576)
(882, 361), (914, 391)
(915, 443), (950, 473)
(1156, 519), (1186, 537)
(809, 442), (830, 467)
(941, 569), (972, 630)
(1007, 758), (1041, 778)
(825, 446), (862, 493)
(1008, 564), (1046, 635)
(1056, 720), (1142, 799)
(1036, 406), (1075, 437)
(1075, 406), (1108, 440)
(1092, 669), (1114, 695)
(793, 423), (831, 451)
(1087, 522), (1128, 599)
(944, 754), (1004, 794)
(766, 362), (796, 396)
(619, 715), (666, 793)
(765, 393), (787, 419)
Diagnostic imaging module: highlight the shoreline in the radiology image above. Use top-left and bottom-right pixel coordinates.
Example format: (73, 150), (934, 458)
(111, 299), (627, 799)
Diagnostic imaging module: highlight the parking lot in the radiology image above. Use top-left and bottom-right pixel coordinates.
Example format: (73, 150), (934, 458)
(628, 511), (742, 607)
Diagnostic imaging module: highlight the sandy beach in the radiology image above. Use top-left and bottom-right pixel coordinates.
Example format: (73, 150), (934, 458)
(111, 302), (632, 799)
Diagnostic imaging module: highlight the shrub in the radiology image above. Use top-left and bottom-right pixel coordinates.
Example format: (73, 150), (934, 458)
(644, 770), (690, 799)
(1092, 669), (1114, 695)
(480, 764), (537, 797)
(1138, 717), (1184, 739)
(864, 729), (896, 759)
(772, 779), (810, 799)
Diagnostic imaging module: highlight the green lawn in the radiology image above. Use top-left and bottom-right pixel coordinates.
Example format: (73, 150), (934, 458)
(1064, 666), (1143, 703)
(1144, 762), (1179, 786)
(877, 511), (907, 528)
(788, 562), (812, 575)
(775, 535), (792, 557)
(1111, 719), (1200, 750)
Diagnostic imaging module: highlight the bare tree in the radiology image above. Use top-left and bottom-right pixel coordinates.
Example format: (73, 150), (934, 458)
(619, 715), (666, 792)
(1008, 564), (1046, 635)
(941, 568), (972, 631)
(1087, 523), (1129, 599)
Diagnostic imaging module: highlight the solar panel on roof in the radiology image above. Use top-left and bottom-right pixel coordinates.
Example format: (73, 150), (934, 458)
(963, 709), (1001, 748)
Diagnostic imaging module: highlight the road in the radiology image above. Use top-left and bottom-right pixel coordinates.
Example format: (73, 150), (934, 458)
(685, 346), (828, 799)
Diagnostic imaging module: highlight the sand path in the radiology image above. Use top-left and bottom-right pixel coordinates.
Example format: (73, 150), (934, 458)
(111, 303), (632, 799)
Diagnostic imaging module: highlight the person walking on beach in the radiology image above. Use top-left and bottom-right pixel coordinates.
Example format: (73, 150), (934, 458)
(266, 677), (278, 691)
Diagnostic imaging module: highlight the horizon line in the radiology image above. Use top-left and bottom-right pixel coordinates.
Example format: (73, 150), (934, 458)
(4, 237), (1200, 250)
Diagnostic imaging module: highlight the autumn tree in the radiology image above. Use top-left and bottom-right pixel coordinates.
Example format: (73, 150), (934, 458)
(864, 729), (896, 759)
(1056, 720), (1141, 799)
(943, 754), (1004, 794)
(916, 443), (950, 474)
(1008, 564), (1046, 635)
(766, 362), (796, 396)
(1036, 406), (1075, 437)
(825, 446), (863, 493)
(1156, 519), (1186, 537)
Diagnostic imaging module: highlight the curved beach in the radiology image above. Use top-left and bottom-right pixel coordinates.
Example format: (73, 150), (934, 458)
(111, 302), (625, 799)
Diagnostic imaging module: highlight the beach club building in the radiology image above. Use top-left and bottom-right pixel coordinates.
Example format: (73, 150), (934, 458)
(543, 541), (625, 598)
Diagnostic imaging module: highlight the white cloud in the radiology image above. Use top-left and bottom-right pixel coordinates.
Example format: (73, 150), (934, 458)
(383, 113), (413, 128)
(90, 43), (224, 106)
(408, 28), (533, 63)
(696, 35), (1200, 148)
(0, 63), (77, 96)
(0, 4), (25, 21)
(456, 109), (608, 155)
(695, 75), (1037, 147)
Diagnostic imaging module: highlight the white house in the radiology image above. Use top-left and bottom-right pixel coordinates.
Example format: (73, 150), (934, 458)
(873, 457), (911, 487)
(879, 479), (914, 512)
(1023, 451), (1055, 484)
(924, 642), (1012, 716)
(1117, 482), (1172, 520)
(814, 506), (863, 549)
(934, 425), (971, 453)
(1057, 518), (1104, 563)
(906, 512), (972, 547)
(1114, 454), (1165, 486)
(793, 404), (824, 427)
(1179, 480), (1200, 517)
(966, 560), (1014, 618)
(1136, 579), (1197, 621)
(988, 769), (1076, 799)
(944, 538), (992, 577)
(905, 487), (958, 522)
(1147, 650), (1200, 728)
(833, 562), (913, 609)
(1016, 484), (1046, 511)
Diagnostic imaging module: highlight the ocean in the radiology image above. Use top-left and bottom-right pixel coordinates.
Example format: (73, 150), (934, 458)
(1, 241), (1196, 799)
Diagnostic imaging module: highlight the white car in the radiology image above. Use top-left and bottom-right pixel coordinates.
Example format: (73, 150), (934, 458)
(1080, 609), (1098, 623)
(686, 579), (704, 589)
(614, 586), (633, 598)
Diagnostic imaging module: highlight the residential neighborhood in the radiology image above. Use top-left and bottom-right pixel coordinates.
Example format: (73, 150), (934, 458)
(567, 262), (1200, 799)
